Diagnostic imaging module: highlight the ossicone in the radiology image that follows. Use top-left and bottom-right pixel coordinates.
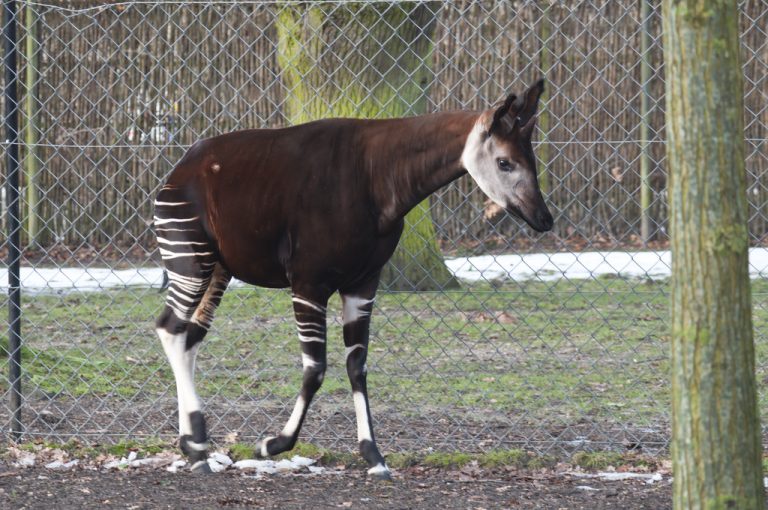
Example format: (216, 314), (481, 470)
(489, 78), (546, 137)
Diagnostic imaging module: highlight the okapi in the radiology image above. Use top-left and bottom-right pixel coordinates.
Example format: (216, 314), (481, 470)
(154, 79), (553, 479)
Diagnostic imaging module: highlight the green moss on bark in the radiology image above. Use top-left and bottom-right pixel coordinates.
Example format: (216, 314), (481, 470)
(663, 0), (764, 508)
(276, 3), (457, 291)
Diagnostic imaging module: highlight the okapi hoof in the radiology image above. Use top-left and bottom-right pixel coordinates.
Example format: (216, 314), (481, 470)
(256, 435), (295, 458)
(190, 459), (212, 474)
(367, 464), (393, 482)
(254, 436), (275, 458)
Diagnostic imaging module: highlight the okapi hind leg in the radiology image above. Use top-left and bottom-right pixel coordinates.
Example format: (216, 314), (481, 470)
(158, 263), (229, 473)
(341, 276), (391, 481)
(171, 263), (230, 470)
(156, 307), (211, 473)
(256, 291), (329, 458)
(154, 192), (228, 473)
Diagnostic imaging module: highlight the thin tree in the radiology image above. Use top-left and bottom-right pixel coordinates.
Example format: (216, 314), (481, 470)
(663, 1), (764, 508)
(276, 2), (458, 290)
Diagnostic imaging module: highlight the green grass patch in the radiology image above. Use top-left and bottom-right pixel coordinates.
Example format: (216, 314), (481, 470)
(422, 451), (474, 468)
(478, 449), (532, 468)
(228, 442), (256, 462)
(385, 452), (421, 469)
(9, 277), (768, 450)
(571, 451), (626, 470)
(273, 441), (325, 461)
(106, 438), (166, 457)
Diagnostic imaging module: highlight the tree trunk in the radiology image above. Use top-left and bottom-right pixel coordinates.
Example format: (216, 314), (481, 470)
(24, 4), (40, 247)
(662, 1), (764, 508)
(276, 2), (458, 291)
(639, 0), (652, 245)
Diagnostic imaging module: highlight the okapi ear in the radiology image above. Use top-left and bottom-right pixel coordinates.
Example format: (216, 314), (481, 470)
(513, 78), (545, 135)
(488, 93), (517, 136)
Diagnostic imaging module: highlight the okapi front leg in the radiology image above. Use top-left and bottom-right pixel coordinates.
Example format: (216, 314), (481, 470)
(256, 293), (328, 457)
(341, 287), (391, 480)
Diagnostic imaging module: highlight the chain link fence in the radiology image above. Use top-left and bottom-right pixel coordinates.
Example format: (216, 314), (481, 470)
(0, 0), (766, 456)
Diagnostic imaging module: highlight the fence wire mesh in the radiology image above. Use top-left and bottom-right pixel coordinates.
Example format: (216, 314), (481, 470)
(0, 0), (766, 457)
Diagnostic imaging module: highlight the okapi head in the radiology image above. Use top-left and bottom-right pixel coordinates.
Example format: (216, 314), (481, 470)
(461, 79), (554, 232)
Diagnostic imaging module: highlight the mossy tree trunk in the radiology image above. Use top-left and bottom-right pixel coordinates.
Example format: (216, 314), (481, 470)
(662, 1), (764, 508)
(24, 4), (40, 247)
(276, 2), (458, 291)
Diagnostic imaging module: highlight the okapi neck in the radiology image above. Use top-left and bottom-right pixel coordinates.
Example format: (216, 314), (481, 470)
(366, 111), (479, 230)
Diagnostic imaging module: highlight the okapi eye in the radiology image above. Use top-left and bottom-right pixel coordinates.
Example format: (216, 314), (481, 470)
(497, 159), (512, 171)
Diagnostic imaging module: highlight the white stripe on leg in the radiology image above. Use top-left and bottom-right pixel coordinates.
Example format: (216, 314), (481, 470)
(280, 395), (306, 438)
(157, 328), (200, 437)
(352, 391), (373, 442)
(342, 296), (375, 324)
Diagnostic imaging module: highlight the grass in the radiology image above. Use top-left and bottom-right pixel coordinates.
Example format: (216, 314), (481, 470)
(4, 277), (768, 451)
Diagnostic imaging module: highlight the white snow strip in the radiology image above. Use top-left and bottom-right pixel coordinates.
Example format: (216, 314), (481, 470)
(166, 460), (187, 473)
(233, 455), (316, 475)
(3, 248), (766, 295)
(0, 267), (246, 295)
(569, 471), (664, 484)
(12, 453), (36, 468)
(207, 458), (228, 473)
(45, 459), (79, 470)
(210, 452), (233, 466)
(446, 248), (768, 282)
(129, 456), (175, 468)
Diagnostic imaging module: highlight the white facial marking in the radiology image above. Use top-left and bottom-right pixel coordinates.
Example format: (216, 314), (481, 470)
(281, 396), (306, 438)
(157, 328), (200, 436)
(460, 117), (526, 210)
(353, 391), (372, 442)
(342, 296), (375, 325)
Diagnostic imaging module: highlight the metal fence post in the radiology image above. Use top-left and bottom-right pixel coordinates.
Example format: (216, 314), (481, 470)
(3, 0), (22, 441)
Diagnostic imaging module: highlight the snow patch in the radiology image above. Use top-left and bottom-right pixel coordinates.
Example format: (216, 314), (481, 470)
(45, 459), (79, 470)
(7, 248), (766, 295)
(569, 471), (664, 484)
(233, 455), (317, 475)
(446, 248), (768, 282)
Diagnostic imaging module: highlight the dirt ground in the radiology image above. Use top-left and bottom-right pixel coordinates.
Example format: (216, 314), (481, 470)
(0, 465), (672, 509)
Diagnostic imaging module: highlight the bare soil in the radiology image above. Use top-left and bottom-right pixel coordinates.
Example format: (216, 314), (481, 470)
(0, 465), (672, 509)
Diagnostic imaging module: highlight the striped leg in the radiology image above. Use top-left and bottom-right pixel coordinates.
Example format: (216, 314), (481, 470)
(341, 280), (391, 480)
(154, 190), (224, 473)
(256, 292), (328, 457)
